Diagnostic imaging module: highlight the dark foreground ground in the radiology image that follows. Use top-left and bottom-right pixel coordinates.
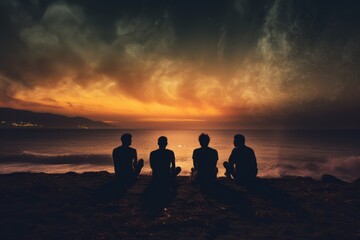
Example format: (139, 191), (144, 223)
(0, 172), (359, 240)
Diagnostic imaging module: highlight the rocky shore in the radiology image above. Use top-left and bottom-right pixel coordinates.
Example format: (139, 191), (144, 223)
(0, 172), (359, 239)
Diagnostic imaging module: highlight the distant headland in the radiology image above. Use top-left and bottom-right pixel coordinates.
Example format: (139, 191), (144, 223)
(0, 108), (114, 129)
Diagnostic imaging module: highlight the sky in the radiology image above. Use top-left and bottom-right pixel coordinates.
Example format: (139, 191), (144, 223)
(0, 0), (360, 129)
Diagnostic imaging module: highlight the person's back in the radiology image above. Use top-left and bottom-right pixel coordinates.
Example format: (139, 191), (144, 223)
(150, 148), (174, 180)
(112, 133), (144, 182)
(224, 134), (258, 184)
(229, 145), (257, 179)
(113, 146), (137, 176)
(192, 133), (218, 184)
(150, 136), (181, 183)
(193, 147), (218, 177)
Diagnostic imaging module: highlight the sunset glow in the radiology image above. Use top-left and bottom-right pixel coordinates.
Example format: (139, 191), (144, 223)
(1, 0), (359, 128)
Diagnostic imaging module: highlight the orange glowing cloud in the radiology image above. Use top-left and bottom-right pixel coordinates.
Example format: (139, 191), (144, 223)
(1, 1), (360, 129)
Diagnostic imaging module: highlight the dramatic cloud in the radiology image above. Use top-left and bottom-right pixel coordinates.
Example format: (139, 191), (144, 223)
(0, 0), (359, 128)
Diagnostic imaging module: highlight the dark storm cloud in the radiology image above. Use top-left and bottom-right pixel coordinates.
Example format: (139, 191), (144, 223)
(0, 0), (360, 128)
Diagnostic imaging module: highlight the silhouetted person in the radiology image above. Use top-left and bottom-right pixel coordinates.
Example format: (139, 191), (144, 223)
(191, 133), (218, 185)
(113, 133), (144, 183)
(150, 136), (181, 184)
(223, 134), (258, 185)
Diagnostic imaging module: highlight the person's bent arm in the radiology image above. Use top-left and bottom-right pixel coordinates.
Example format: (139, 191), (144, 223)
(251, 149), (258, 176)
(214, 150), (219, 167)
(149, 152), (154, 170)
(228, 149), (236, 172)
(133, 149), (138, 168)
(112, 149), (119, 176)
(192, 150), (198, 170)
(170, 151), (175, 170)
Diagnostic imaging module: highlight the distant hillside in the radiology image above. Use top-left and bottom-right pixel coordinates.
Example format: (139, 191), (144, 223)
(0, 108), (114, 129)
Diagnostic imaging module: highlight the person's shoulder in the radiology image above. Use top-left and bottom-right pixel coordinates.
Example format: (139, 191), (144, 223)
(129, 146), (136, 152)
(128, 147), (137, 156)
(244, 145), (254, 152)
(166, 149), (174, 154)
(204, 147), (217, 155)
(150, 149), (159, 155)
(193, 148), (201, 153)
(113, 146), (121, 152)
(231, 147), (239, 153)
(208, 147), (218, 153)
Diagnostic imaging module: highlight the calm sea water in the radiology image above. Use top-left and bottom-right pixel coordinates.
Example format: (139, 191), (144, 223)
(0, 129), (359, 181)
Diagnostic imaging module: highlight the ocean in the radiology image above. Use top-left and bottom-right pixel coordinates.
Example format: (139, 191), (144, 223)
(0, 129), (359, 181)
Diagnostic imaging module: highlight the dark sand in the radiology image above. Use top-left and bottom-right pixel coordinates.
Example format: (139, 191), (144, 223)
(0, 172), (359, 239)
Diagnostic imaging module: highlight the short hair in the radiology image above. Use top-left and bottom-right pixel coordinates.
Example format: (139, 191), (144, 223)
(234, 134), (245, 144)
(121, 133), (132, 143)
(158, 136), (167, 144)
(199, 133), (210, 146)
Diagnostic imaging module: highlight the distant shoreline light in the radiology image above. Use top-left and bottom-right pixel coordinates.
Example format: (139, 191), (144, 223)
(0, 121), (91, 129)
(11, 122), (41, 128)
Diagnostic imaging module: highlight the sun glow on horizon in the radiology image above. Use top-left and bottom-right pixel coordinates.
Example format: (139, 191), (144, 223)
(1, 0), (359, 129)
(9, 78), (223, 122)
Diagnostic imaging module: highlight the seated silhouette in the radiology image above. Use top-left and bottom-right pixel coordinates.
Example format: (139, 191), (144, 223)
(112, 133), (144, 183)
(150, 136), (181, 184)
(191, 133), (218, 185)
(223, 134), (258, 185)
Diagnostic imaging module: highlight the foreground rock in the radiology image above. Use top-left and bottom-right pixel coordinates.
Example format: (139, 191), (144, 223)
(0, 172), (359, 239)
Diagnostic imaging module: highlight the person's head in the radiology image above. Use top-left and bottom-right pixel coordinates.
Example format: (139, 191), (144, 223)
(158, 136), (168, 149)
(198, 133), (210, 147)
(234, 134), (245, 147)
(121, 133), (132, 146)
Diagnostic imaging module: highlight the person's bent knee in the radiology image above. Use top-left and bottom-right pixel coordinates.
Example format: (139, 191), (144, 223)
(223, 161), (229, 168)
(134, 159), (144, 176)
(174, 166), (181, 176)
